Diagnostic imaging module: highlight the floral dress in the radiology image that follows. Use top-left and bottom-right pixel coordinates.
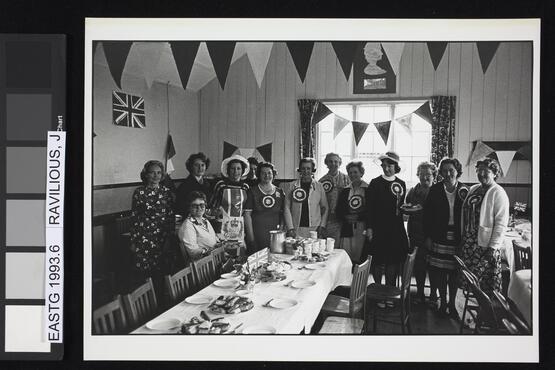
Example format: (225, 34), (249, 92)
(460, 186), (502, 293)
(130, 185), (175, 274)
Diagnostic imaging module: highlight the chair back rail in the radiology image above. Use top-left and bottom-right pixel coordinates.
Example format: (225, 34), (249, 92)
(501, 318), (520, 334)
(492, 290), (531, 334)
(123, 277), (158, 328)
(512, 240), (531, 271)
(454, 255), (480, 286)
(348, 256), (372, 317)
(461, 270), (498, 332)
(164, 265), (196, 303)
(92, 294), (127, 334)
(192, 254), (217, 288)
(212, 246), (227, 274)
(401, 247), (418, 294)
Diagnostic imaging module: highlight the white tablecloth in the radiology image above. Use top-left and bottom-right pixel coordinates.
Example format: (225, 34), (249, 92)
(507, 269), (531, 326)
(132, 249), (353, 334)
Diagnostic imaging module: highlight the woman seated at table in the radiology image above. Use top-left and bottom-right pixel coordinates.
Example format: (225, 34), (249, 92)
(175, 152), (213, 217)
(244, 162), (285, 254)
(178, 191), (219, 261)
(405, 161), (437, 305)
(335, 161), (367, 263)
(460, 157), (509, 295)
(208, 154), (251, 243)
(284, 157), (329, 239)
(422, 158), (467, 317)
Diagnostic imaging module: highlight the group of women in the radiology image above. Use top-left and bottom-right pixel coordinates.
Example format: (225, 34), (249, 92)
(129, 149), (510, 318)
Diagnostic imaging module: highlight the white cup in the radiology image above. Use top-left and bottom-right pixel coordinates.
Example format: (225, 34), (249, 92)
(319, 239), (326, 251)
(326, 237), (335, 252)
(309, 230), (318, 239)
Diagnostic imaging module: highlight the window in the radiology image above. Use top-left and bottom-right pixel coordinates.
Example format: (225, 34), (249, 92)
(316, 101), (432, 189)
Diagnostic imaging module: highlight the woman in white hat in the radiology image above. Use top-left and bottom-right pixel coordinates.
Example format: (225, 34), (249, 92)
(208, 154), (250, 243)
(365, 151), (409, 308)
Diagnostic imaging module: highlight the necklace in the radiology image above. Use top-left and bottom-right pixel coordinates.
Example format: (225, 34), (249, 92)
(258, 183), (275, 195)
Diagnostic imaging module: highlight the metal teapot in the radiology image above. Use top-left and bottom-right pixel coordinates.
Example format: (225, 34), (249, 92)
(269, 230), (286, 254)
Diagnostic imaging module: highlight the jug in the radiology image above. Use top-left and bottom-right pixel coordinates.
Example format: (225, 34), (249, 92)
(269, 230), (286, 254)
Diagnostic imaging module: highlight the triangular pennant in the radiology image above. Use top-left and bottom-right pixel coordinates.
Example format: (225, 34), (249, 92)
(352, 121), (369, 146)
(373, 120), (392, 145)
(223, 141), (239, 160)
(396, 115), (412, 134)
(494, 150), (516, 177)
(129, 42), (165, 89)
(93, 41), (100, 56)
(93, 131), (97, 138)
(206, 42), (236, 89)
(286, 42), (315, 83)
(476, 42), (500, 73)
(426, 42), (448, 70)
(313, 103), (333, 126)
(381, 42), (405, 76)
(517, 143), (532, 161)
(166, 157), (175, 174)
(244, 42), (273, 88)
(331, 42), (360, 80)
(170, 41), (200, 90)
(468, 140), (495, 165)
(333, 115), (350, 138)
(414, 101), (433, 124)
(166, 134), (176, 159)
(102, 41), (133, 89)
(256, 143), (272, 163)
(238, 148), (255, 159)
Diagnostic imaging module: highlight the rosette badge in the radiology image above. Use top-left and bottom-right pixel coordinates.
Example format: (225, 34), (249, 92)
(349, 195), (363, 210)
(458, 187), (469, 201)
(292, 188), (307, 202)
(321, 180), (333, 193)
(262, 195), (275, 208)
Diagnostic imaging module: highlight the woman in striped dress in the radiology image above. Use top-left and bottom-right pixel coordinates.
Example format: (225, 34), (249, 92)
(423, 158), (468, 317)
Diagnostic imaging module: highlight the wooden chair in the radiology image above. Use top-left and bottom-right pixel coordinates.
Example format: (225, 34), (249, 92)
(320, 256), (372, 324)
(164, 265), (196, 304)
(367, 248), (417, 334)
(115, 214), (134, 246)
(211, 245), (227, 275)
(454, 255), (480, 334)
(122, 278), (158, 328)
(513, 240), (532, 271)
(501, 318), (520, 334)
(461, 270), (503, 334)
(92, 295), (127, 334)
(191, 254), (217, 288)
(492, 290), (531, 334)
(318, 316), (365, 334)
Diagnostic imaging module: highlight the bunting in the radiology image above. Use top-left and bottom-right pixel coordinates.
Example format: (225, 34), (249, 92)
(396, 115), (412, 135)
(426, 42), (448, 70)
(129, 42), (165, 89)
(517, 143), (532, 161)
(237, 148), (255, 159)
(102, 41), (133, 89)
(256, 143), (272, 162)
(333, 115), (350, 138)
(494, 150), (516, 177)
(244, 42), (273, 88)
(313, 103), (333, 127)
(206, 42), (236, 89)
(223, 141), (239, 160)
(468, 140), (494, 165)
(166, 134), (176, 174)
(331, 42), (360, 80)
(352, 121), (369, 146)
(286, 42), (315, 83)
(476, 42), (500, 73)
(414, 101), (433, 124)
(170, 41), (200, 90)
(381, 43), (405, 76)
(374, 120), (392, 145)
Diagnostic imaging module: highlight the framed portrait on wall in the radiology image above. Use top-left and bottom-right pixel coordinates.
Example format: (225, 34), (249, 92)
(353, 42), (396, 94)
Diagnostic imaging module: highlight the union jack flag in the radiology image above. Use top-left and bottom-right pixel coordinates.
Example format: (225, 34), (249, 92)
(112, 91), (146, 128)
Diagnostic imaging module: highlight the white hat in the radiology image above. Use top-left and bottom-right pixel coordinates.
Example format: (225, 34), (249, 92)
(373, 151), (404, 171)
(221, 154), (250, 178)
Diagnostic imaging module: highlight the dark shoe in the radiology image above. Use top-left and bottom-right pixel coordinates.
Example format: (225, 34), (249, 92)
(376, 301), (386, 309)
(385, 300), (395, 308)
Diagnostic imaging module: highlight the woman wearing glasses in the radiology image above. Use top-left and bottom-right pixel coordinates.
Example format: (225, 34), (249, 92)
(178, 191), (219, 261)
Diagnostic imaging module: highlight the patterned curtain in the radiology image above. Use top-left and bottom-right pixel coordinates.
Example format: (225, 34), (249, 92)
(297, 99), (321, 159)
(430, 96), (456, 165)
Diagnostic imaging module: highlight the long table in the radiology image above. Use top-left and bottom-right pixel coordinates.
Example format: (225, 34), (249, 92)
(132, 249), (353, 334)
(508, 269), (532, 326)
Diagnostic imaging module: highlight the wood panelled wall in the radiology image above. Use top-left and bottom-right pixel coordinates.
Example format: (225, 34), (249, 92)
(199, 41), (532, 204)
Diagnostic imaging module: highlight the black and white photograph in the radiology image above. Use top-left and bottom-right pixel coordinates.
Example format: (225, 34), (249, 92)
(84, 18), (539, 361)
